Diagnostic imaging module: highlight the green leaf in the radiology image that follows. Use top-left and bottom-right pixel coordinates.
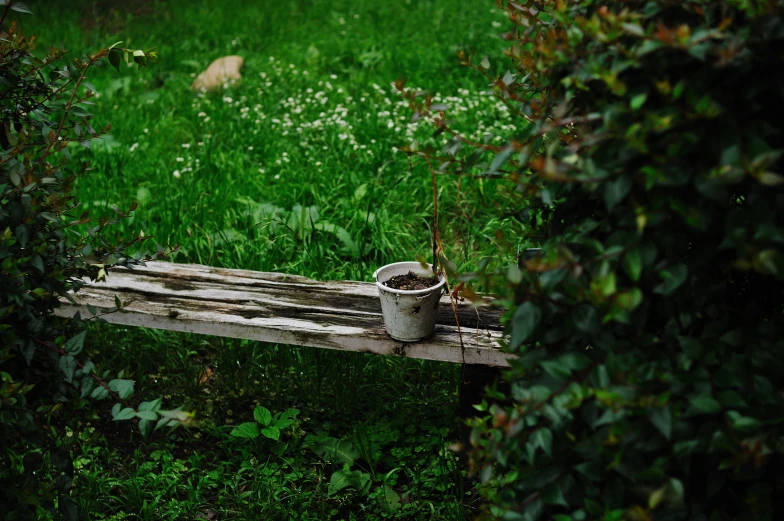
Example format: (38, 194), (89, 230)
(328, 469), (371, 496)
(678, 336), (703, 359)
(80, 378), (94, 398)
(540, 359), (571, 382)
(58, 355), (76, 383)
(30, 254), (44, 272)
(511, 302), (541, 348)
(558, 352), (591, 371)
(113, 407), (136, 421)
(490, 146), (514, 173)
(70, 106), (93, 117)
(108, 379), (134, 399)
(604, 176), (632, 210)
(595, 272), (617, 297)
(623, 248), (642, 281)
(10, 2), (33, 14)
(384, 485), (401, 509)
(254, 406), (272, 426)
(139, 419), (153, 436)
(572, 305), (599, 333)
(630, 92), (648, 110)
(615, 288), (642, 310)
(108, 49), (122, 72)
(64, 331), (86, 356)
(688, 395), (721, 415)
(648, 485), (667, 509)
(262, 426), (281, 440)
(90, 385), (109, 400)
(726, 411), (762, 431)
(135, 411), (158, 421)
(622, 23), (645, 36)
(717, 390), (747, 408)
(230, 422), (260, 438)
(59, 497), (77, 521)
(648, 407), (671, 439)
(308, 436), (360, 466)
(138, 398), (162, 412)
(532, 428), (553, 457)
(15, 224), (28, 247)
(313, 223), (357, 256)
(653, 264), (687, 295)
(669, 478), (684, 501)
(542, 481), (568, 506)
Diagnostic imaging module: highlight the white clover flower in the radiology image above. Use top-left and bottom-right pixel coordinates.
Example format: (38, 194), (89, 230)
(198, 142), (204, 146)
(129, 143), (139, 152)
(181, 143), (191, 148)
(274, 174), (280, 179)
(259, 168), (265, 173)
(173, 170), (181, 178)
(143, 128), (149, 133)
(247, 146), (254, 151)
(176, 157), (184, 162)
(315, 161), (322, 166)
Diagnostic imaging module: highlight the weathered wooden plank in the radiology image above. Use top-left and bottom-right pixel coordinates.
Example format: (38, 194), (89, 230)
(55, 262), (513, 367)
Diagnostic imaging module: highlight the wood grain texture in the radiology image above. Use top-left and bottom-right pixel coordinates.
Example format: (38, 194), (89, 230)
(55, 262), (513, 367)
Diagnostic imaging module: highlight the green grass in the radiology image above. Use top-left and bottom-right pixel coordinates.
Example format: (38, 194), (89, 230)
(17, 0), (525, 518)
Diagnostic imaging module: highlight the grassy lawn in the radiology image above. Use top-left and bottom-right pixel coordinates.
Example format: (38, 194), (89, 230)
(18, 0), (524, 518)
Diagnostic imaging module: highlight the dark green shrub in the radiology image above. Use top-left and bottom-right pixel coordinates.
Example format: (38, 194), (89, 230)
(406, 1), (784, 519)
(0, 6), (179, 518)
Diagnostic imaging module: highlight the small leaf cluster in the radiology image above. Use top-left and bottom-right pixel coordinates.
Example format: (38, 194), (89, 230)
(230, 405), (300, 441)
(112, 397), (192, 437)
(409, 1), (784, 520)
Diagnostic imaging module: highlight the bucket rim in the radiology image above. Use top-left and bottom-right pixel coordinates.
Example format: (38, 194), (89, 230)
(373, 261), (446, 296)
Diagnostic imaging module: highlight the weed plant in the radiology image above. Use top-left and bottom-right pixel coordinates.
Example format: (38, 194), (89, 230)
(16, 0), (526, 518)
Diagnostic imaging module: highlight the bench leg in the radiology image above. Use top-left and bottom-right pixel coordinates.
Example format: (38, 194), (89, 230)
(458, 364), (505, 449)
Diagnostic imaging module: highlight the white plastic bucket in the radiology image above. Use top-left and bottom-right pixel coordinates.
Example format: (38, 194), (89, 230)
(373, 262), (446, 342)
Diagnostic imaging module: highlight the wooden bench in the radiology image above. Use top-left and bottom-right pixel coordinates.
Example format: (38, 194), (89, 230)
(56, 261), (512, 442)
(55, 261), (512, 368)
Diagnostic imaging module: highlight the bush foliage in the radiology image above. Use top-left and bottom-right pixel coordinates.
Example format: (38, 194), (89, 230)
(0, 7), (177, 518)
(410, 1), (784, 519)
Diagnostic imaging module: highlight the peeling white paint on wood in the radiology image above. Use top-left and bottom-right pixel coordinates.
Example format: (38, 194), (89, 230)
(55, 262), (513, 367)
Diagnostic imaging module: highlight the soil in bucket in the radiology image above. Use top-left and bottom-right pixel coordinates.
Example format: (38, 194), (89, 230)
(382, 271), (440, 291)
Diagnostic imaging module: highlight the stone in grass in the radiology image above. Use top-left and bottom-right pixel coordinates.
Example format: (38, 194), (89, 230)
(191, 56), (244, 91)
(383, 271), (440, 291)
